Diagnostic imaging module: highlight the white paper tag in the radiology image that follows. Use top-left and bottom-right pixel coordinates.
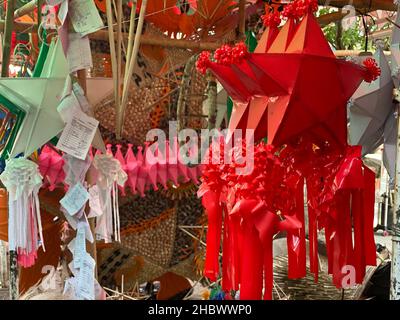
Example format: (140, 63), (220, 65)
(57, 1), (68, 25)
(95, 280), (107, 300)
(63, 276), (77, 299)
(56, 109), (99, 160)
(68, 261), (79, 277)
(78, 213), (94, 243)
(73, 224), (87, 269)
(60, 182), (90, 216)
(66, 33), (93, 73)
(57, 92), (81, 123)
(47, 0), (65, 6)
(73, 82), (91, 114)
(68, 0), (104, 36)
(75, 252), (96, 300)
(88, 185), (102, 218)
(62, 209), (78, 230)
(63, 154), (92, 186)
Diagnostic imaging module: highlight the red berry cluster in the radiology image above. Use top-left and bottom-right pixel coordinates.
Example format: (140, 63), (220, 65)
(362, 57), (381, 83)
(261, 11), (281, 28)
(196, 51), (211, 74)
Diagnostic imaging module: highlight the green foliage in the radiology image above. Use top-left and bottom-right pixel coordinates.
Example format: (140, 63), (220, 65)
(318, 7), (390, 51)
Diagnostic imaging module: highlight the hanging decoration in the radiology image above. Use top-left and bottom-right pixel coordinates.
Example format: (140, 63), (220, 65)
(383, 7), (400, 188)
(0, 158), (44, 268)
(391, 5), (400, 86)
(36, 142), (204, 197)
(38, 145), (66, 191)
(173, 0), (197, 15)
(196, 0), (379, 300)
(135, 0), (255, 40)
(197, 9), (379, 147)
(348, 46), (394, 156)
(0, 76), (66, 160)
(93, 153), (127, 243)
(98, 142), (203, 196)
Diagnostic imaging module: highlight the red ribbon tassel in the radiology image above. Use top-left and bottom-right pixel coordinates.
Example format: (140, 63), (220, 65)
(202, 191), (223, 282)
(239, 222), (264, 300)
(263, 232), (273, 300)
(228, 215), (241, 291)
(352, 189), (366, 284)
(363, 166), (377, 266)
(287, 179), (307, 279)
(254, 210), (280, 300)
(324, 220), (334, 275)
(222, 209), (233, 292)
(332, 192), (354, 288)
(306, 182), (319, 282)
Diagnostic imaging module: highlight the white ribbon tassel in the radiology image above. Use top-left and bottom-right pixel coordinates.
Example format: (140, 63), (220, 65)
(0, 158), (44, 267)
(93, 154), (127, 243)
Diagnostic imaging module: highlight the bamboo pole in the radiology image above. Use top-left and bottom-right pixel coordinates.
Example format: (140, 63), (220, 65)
(0, 8), (353, 41)
(237, 0), (246, 39)
(318, 10), (349, 28)
(334, 49), (391, 57)
(14, 0), (37, 19)
(37, 0), (43, 47)
(92, 29), (223, 50)
(369, 28), (392, 40)
(77, 69), (98, 280)
(9, 251), (18, 300)
(0, 20), (37, 32)
(317, 0), (396, 11)
(206, 73), (218, 130)
(0, 10), (392, 54)
(391, 85), (400, 299)
(176, 55), (197, 135)
(117, 0), (148, 139)
(2, 19), (220, 50)
(1, 0), (16, 77)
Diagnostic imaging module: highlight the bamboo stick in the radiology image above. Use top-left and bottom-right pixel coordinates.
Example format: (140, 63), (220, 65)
(125, 1), (137, 76)
(105, 0), (119, 133)
(77, 69), (87, 95)
(37, 0), (43, 47)
(116, 0), (123, 121)
(2, 1), (17, 299)
(1, 0), (16, 77)
(117, 0), (148, 139)
(103, 287), (138, 300)
(178, 226), (207, 247)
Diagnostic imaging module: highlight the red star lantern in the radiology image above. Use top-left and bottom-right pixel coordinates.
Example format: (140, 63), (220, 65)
(198, 3), (379, 148)
(196, 0), (380, 300)
(247, 12), (366, 147)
